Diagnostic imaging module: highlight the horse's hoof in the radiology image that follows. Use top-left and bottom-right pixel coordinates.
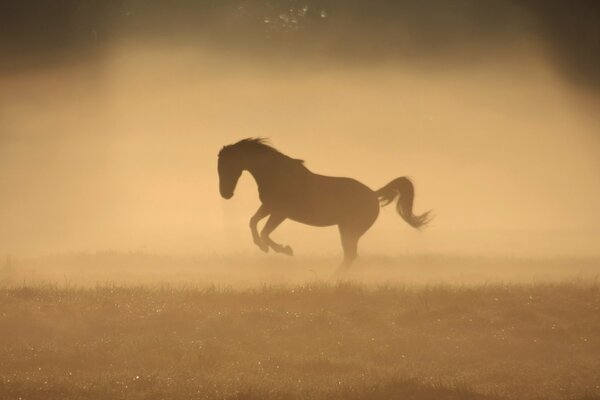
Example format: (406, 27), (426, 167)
(256, 242), (269, 253)
(282, 245), (294, 256)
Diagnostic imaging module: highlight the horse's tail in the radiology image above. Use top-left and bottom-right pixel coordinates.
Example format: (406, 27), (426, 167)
(375, 177), (432, 229)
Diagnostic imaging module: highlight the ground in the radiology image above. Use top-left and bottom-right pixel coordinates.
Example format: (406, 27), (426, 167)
(0, 255), (599, 399)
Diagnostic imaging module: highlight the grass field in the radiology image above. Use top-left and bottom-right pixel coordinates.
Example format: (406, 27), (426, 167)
(1, 255), (600, 399)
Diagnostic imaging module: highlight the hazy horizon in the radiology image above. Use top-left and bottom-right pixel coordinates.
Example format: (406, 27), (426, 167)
(1, 1), (599, 258)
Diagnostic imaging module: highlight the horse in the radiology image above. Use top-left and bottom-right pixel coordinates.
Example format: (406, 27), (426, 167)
(217, 138), (431, 270)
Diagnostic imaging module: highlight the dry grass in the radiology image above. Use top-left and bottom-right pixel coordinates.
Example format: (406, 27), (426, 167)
(1, 260), (600, 400)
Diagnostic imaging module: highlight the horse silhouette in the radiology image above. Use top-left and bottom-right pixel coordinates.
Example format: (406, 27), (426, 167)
(218, 138), (431, 270)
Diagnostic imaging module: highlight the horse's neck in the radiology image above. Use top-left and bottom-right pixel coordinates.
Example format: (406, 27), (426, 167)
(246, 163), (274, 190)
(245, 155), (288, 191)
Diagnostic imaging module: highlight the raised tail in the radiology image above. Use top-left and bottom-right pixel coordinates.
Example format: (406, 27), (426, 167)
(376, 177), (432, 229)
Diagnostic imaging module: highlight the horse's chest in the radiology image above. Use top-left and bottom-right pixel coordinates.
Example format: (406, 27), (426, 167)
(259, 187), (291, 204)
(258, 184), (305, 209)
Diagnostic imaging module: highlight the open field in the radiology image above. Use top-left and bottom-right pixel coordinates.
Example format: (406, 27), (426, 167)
(1, 255), (600, 399)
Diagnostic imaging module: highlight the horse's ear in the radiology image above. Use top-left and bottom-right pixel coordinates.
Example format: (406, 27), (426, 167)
(219, 145), (229, 156)
(294, 159), (305, 164)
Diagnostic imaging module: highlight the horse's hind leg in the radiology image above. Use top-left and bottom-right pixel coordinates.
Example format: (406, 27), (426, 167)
(337, 226), (360, 272)
(250, 205), (269, 252)
(336, 197), (379, 274)
(260, 214), (293, 256)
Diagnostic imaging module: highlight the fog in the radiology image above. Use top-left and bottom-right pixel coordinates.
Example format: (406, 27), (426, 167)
(1, 1), (599, 259)
(2, 5), (600, 398)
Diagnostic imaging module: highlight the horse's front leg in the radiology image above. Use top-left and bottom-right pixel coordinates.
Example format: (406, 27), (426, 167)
(260, 214), (293, 256)
(250, 205), (270, 252)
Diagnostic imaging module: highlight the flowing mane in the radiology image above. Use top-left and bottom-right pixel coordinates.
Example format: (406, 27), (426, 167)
(220, 138), (306, 169)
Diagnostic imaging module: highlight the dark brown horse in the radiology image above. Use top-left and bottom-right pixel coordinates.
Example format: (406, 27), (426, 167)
(218, 138), (431, 270)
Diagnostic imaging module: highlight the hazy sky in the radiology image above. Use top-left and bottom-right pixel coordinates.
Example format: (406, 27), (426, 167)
(1, 1), (599, 257)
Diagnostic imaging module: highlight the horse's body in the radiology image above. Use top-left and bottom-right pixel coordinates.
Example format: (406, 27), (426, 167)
(218, 138), (431, 269)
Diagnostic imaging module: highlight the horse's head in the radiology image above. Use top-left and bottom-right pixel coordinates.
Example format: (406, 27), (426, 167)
(217, 144), (244, 199)
(218, 138), (283, 199)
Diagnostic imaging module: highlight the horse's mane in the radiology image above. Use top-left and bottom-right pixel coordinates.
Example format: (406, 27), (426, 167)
(220, 137), (306, 169)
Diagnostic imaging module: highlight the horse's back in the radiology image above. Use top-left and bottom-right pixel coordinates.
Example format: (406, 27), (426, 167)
(283, 173), (379, 228)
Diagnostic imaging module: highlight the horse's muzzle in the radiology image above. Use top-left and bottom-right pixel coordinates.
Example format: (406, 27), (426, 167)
(221, 191), (234, 199)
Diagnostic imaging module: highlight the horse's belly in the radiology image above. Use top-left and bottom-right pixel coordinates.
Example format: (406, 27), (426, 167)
(286, 212), (338, 227)
(283, 196), (374, 227)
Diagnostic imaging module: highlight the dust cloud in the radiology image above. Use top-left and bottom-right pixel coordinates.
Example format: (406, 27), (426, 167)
(1, 1), (599, 261)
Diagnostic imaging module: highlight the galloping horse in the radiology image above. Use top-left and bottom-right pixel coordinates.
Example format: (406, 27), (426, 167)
(218, 138), (431, 269)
